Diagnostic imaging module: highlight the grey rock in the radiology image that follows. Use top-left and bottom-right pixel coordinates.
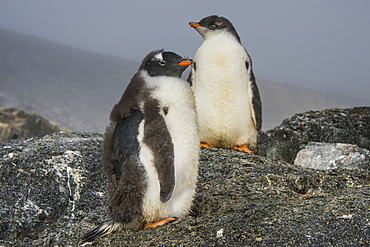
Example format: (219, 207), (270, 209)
(258, 107), (370, 163)
(1, 132), (369, 246)
(294, 142), (370, 170)
(0, 132), (104, 246)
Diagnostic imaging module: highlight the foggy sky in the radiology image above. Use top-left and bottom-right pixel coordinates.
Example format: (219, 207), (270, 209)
(0, 0), (369, 102)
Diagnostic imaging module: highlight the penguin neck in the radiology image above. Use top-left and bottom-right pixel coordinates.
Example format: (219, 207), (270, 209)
(140, 70), (187, 90)
(203, 31), (240, 45)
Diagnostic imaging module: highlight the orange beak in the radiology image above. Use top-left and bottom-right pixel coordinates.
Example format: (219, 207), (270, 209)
(178, 59), (193, 66)
(189, 22), (201, 28)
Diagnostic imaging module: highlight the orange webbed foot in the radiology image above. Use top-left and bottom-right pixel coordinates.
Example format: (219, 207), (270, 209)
(234, 144), (253, 153)
(200, 142), (213, 148)
(144, 217), (178, 229)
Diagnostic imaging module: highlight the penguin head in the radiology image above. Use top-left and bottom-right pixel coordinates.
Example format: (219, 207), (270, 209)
(189, 15), (240, 42)
(142, 50), (192, 78)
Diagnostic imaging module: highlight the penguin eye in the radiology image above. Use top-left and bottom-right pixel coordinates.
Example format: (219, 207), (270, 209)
(210, 24), (217, 29)
(159, 61), (166, 66)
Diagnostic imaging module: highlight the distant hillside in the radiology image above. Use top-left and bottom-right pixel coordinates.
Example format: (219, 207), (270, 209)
(0, 28), (138, 133)
(0, 28), (368, 132)
(257, 79), (369, 129)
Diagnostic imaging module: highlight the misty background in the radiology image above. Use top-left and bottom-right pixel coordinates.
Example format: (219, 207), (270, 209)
(0, 1), (369, 133)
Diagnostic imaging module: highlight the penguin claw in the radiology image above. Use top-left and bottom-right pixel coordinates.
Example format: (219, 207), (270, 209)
(145, 217), (178, 229)
(234, 144), (253, 153)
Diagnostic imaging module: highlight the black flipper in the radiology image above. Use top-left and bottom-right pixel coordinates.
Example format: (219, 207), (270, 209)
(142, 97), (175, 203)
(246, 58), (262, 131)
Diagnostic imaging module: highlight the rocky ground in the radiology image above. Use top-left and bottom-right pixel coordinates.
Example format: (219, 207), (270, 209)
(0, 107), (369, 246)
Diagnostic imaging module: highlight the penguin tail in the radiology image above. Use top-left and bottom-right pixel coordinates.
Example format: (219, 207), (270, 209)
(81, 219), (123, 244)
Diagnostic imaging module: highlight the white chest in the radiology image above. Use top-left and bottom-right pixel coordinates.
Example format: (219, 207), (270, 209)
(191, 35), (256, 147)
(139, 72), (199, 219)
(193, 35), (250, 104)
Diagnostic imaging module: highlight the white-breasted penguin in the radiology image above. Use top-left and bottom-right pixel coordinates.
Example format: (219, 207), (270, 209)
(82, 50), (199, 243)
(188, 15), (262, 153)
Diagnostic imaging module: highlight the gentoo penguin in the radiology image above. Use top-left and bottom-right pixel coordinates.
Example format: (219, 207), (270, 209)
(188, 15), (262, 153)
(82, 49), (199, 243)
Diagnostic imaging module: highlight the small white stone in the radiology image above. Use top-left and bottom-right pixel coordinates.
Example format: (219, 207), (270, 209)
(340, 214), (354, 219)
(216, 228), (224, 238)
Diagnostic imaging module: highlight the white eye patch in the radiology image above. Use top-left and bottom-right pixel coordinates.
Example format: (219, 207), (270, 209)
(154, 53), (164, 61)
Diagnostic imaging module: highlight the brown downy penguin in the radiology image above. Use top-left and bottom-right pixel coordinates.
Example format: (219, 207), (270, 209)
(82, 49), (199, 243)
(189, 15), (262, 153)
